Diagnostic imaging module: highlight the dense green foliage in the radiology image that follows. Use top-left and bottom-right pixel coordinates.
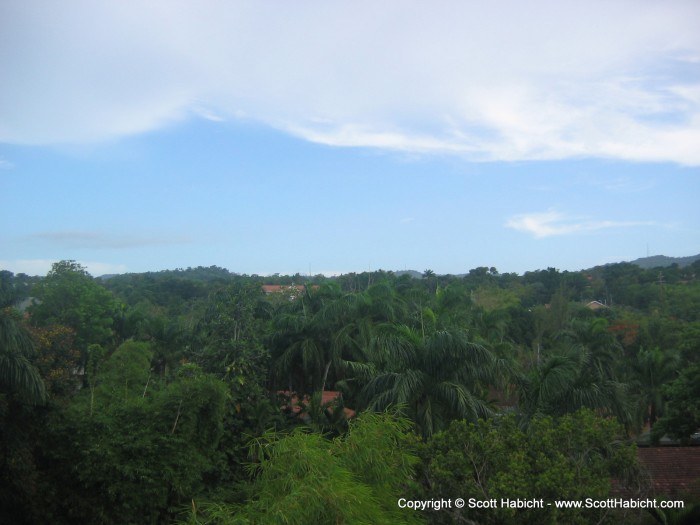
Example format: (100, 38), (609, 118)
(30, 261), (118, 353)
(1, 259), (699, 524)
(186, 412), (423, 525)
(422, 410), (638, 525)
(652, 364), (700, 445)
(0, 271), (46, 404)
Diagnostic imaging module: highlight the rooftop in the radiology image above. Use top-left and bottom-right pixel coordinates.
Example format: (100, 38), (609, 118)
(638, 447), (700, 498)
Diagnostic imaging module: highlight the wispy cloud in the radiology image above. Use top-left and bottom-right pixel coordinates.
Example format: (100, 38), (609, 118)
(21, 231), (192, 250)
(192, 106), (226, 122)
(0, 157), (14, 170)
(581, 175), (657, 193)
(1, 1), (699, 164)
(505, 211), (654, 238)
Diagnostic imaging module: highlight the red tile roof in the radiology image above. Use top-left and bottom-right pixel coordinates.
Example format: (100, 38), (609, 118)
(637, 447), (700, 498)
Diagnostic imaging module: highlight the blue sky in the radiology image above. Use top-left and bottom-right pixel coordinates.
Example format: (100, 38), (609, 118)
(1, 1), (699, 277)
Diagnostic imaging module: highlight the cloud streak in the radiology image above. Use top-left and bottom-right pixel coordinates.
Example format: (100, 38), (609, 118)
(505, 211), (653, 238)
(21, 231), (192, 250)
(1, 1), (699, 164)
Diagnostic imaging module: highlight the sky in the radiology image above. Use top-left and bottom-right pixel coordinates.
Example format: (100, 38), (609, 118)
(1, 1), (699, 277)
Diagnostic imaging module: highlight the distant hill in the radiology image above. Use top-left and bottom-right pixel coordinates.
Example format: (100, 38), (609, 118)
(627, 253), (700, 269)
(90, 255), (697, 282)
(97, 265), (237, 282)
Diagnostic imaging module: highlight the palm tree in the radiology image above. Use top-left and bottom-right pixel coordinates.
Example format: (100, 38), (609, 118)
(518, 327), (634, 426)
(628, 346), (679, 429)
(348, 323), (502, 438)
(433, 283), (475, 330)
(271, 283), (349, 395)
(562, 317), (622, 381)
(519, 351), (624, 415)
(422, 269), (438, 295)
(0, 276), (46, 404)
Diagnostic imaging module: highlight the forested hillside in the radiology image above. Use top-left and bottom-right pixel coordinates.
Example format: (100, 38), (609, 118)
(1, 260), (699, 524)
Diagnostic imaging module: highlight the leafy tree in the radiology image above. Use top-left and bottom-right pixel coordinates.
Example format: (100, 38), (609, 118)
(652, 363), (700, 444)
(29, 324), (81, 399)
(470, 285), (519, 313)
(521, 267), (562, 306)
(96, 340), (153, 407)
(191, 283), (284, 487)
(44, 350), (229, 525)
(597, 262), (646, 306)
(185, 412), (424, 525)
(193, 282), (268, 380)
(677, 321), (700, 363)
(30, 261), (118, 357)
(665, 283), (700, 322)
(422, 410), (639, 525)
(0, 270), (40, 304)
(0, 394), (49, 524)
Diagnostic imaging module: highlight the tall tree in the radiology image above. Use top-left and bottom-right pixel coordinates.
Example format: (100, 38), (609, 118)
(628, 346), (680, 428)
(518, 319), (634, 426)
(193, 282), (268, 378)
(349, 324), (503, 438)
(30, 261), (118, 360)
(652, 363), (700, 444)
(271, 283), (350, 395)
(44, 346), (229, 525)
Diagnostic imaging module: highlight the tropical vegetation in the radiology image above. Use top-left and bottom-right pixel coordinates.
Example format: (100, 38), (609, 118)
(1, 258), (699, 524)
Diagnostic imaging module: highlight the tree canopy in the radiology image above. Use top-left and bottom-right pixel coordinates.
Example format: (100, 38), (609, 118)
(2, 259), (699, 523)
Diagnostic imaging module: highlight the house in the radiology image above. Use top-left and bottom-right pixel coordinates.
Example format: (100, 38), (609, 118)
(585, 300), (608, 310)
(261, 284), (307, 295)
(611, 446), (700, 503)
(262, 284), (319, 301)
(278, 390), (356, 420)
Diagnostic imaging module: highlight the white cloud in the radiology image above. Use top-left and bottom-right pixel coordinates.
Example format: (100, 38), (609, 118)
(505, 211), (654, 238)
(0, 157), (14, 169)
(1, 1), (699, 164)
